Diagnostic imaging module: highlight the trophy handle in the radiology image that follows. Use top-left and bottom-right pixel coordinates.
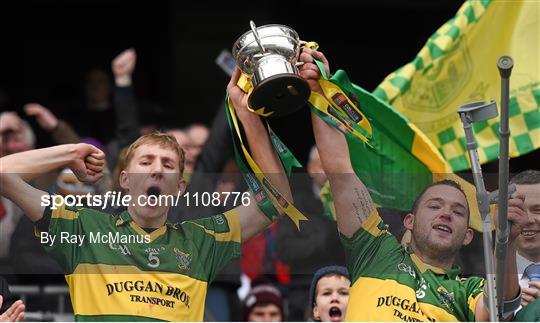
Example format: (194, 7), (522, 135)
(300, 40), (319, 50)
(250, 20), (266, 53)
(296, 41), (319, 66)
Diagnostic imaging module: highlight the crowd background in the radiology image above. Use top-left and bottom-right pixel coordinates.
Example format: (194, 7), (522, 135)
(0, 0), (538, 321)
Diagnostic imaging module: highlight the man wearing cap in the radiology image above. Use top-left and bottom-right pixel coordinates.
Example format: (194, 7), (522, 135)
(241, 284), (284, 322)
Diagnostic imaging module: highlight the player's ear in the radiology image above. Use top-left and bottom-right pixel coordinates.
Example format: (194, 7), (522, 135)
(462, 228), (474, 246)
(177, 178), (186, 196)
(119, 170), (129, 191)
(403, 213), (415, 230)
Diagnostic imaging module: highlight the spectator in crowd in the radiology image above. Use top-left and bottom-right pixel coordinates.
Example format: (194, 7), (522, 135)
(0, 112), (35, 158)
(186, 123), (210, 168)
(167, 124), (209, 178)
(106, 48), (144, 172)
(241, 283), (284, 322)
(509, 170), (540, 321)
(0, 112), (35, 272)
(62, 66), (116, 145)
(0, 277), (25, 322)
(23, 103), (80, 145)
(309, 266), (350, 322)
(167, 128), (194, 176)
(301, 47), (528, 321)
(276, 146), (346, 320)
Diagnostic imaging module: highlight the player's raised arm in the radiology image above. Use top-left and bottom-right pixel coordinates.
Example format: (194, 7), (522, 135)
(227, 68), (293, 242)
(0, 143), (105, 222)
(300, 48), (375, 238)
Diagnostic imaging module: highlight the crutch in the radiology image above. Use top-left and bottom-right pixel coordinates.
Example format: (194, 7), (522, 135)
(458, 99), (499, 322)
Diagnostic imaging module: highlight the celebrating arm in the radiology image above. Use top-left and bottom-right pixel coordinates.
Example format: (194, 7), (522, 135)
(112, 48), (141, 148)
(227, 68), (293, 242)
(0, 144), (105, 222)
(300, 48), (375, 238)
(24, 103), (81, 144)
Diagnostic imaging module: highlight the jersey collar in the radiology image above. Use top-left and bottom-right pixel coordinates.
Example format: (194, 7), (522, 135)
(407, 245), (461, 279)
(116, 211), (173, 242)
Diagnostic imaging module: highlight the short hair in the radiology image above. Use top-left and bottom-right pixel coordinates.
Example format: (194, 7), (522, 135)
(411, 180), (469, 218)
(0, 112), (35, 148)
(123, 131), (185, 174)
(510, 170), (540, 185)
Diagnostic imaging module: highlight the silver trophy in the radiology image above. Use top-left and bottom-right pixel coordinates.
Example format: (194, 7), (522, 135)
(232, 21), (311, 117)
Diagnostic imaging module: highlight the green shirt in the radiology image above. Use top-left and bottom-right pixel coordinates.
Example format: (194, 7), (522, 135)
(341, 211), (484, 321)
(36, 198), (241, 321)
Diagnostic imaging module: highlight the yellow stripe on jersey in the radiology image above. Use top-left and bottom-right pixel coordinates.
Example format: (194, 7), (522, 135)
(51, 202), (79, 220)
(191, 209), (241, 243)
(67, 264), (207, 321)
(361, 211), (384, 237)
(223, 209), (241, 243)
(468, 291), (484, 316)
(346, 277), (458, 322)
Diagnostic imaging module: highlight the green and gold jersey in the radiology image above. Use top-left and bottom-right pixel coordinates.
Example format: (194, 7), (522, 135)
(341, 211), (484, 322)
(35, 199), (241, 322)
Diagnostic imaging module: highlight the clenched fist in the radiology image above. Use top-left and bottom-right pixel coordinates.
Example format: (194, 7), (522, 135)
(112, 48), (137, 86)
(69, 143), (106, 183)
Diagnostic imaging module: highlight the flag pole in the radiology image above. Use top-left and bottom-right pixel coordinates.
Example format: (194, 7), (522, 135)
(495, 55), (513, 319)
(458, 100), (499, 322)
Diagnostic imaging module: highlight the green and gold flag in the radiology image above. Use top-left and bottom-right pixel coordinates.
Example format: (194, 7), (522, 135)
(373, 0), (540, 171)
(313, 70), (487, 232)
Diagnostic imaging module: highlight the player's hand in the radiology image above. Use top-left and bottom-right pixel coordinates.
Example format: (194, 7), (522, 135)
(227, 68), (255, 122)
(70, 143), (106, 183)
(24, 103), (59, 131)
(112, 48), (137, 86)
(0, 296), (25, 322)
(495, 193), (531, 243)
(299, 47), (330, 95)
(521, 281), (540, 307)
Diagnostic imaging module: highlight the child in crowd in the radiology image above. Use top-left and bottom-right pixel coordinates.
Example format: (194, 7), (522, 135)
(310, 266), (350, 322)
(241, 284), (284, 322)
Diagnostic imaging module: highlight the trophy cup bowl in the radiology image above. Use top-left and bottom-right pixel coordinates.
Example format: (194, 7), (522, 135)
(232, 21), (310, 117)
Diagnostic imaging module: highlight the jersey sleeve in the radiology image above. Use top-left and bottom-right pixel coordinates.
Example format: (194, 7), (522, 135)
(463, 276), (485, 321)
(182, 208), (241, 283)
(339, 210), (402, 284)
(34, 195), (86, 273)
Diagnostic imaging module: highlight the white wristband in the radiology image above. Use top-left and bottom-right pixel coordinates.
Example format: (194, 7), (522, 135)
(115, 75), (132, 87)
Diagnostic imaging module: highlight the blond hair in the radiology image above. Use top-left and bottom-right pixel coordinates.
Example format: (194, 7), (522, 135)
(123, 132), (185, 174)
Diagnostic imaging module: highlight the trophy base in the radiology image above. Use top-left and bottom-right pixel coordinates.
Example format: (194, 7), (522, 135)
(249, 74), (310, 117)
